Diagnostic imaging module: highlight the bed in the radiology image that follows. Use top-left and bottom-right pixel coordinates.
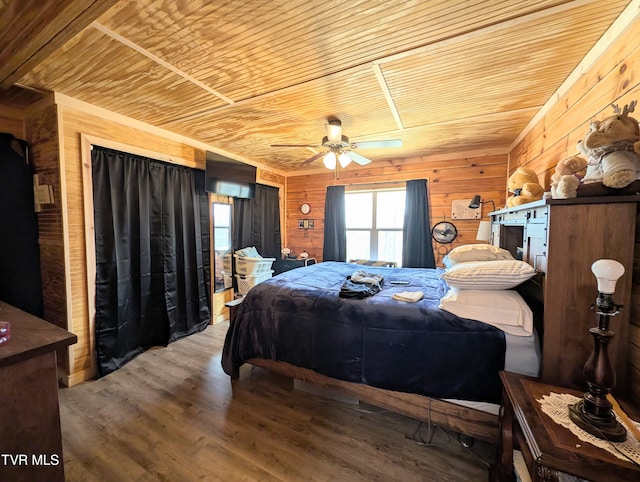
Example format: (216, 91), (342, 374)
(222, 259), (541, 443)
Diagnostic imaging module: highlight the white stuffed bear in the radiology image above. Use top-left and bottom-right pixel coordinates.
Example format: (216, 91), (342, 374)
(580, 101), (640, 189)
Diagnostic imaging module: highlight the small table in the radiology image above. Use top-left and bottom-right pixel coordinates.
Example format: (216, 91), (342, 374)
(494, 371), (640, 482)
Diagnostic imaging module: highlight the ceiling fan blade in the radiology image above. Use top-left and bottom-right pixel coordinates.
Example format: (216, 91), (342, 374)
(301, 151), (326, 165)
(347, 151), (371, 165)
(351, 139), (403, 149)
(271, 143), (322, 148)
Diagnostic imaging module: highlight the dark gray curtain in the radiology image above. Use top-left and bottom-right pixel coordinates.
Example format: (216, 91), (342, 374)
(0, 133), (43, 317)
(92, 147), (210, 377)
(322, 185), (346, 261)
(402, 179), (435, 268)
(232, 183), (281, 258)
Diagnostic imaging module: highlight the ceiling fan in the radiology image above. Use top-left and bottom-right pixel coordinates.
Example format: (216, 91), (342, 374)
(270, 119), (402, 169)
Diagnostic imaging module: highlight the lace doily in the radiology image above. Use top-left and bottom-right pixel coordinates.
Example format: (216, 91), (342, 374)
(538, 392), (640, 464)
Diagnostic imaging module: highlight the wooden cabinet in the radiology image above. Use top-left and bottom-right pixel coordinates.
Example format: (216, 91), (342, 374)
(0, 302), (77, 482)
(490, 196), (638, 393)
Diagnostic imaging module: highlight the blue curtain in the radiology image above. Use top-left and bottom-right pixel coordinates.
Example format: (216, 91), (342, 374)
(402, 179), (435, 268)
(0, 133), (43, 317)
(322, 185), (346, 261)
(232, 184), (281, 258)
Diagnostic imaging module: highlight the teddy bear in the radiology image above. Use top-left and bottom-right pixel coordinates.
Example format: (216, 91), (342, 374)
(580, 101), (640, 189)
(550, 155), (588, 199)
(506, 166), (545, 207)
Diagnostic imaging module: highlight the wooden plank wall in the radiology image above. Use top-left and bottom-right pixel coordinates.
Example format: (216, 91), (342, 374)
(0, 112), (23, 137)
(285, 152), (508, 267)
(24, 105), (70, 377)
(509, 15), (640, 405)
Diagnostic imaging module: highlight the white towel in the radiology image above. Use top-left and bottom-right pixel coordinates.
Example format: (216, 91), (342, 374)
(392, 291), (424, 302)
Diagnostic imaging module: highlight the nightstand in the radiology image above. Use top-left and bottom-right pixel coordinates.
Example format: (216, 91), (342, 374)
(493, 371), (640, 482)
(272, 257), (316, 275)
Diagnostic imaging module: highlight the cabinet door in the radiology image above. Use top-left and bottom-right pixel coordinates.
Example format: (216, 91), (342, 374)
(524, 222), (547, 273)
(490, 221), (500, 247)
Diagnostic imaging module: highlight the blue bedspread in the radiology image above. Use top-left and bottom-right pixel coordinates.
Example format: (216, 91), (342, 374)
(222, 262), (506, 403)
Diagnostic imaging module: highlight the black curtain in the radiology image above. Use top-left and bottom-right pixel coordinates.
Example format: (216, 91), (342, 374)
(92, 147), (210, 377)
(232, 184), (281, 258)
(402, 179), (436, 268)
(0, 133), (43, 317)
(322, 185), (346, 262)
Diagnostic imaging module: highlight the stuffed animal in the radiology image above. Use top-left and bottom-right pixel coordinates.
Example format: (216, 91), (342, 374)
(550, 155), (588, 199)
(506, 167), (545, 207)
(580, 101), (640, 188)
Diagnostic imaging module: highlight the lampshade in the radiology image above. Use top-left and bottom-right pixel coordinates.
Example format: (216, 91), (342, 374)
(469, 195), (481, 209)
(476, 220), (491, 242)
(338, 152), (351, 168)
(591, 259), (625, 294)
(323, 151), (337, 169)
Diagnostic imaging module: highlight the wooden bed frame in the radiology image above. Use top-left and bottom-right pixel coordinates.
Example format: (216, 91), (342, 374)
(232, 358), (500, 444)
(225, 288), (504, 445)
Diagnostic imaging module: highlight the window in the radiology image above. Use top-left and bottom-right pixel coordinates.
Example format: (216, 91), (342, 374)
(345, 189), (406, 266)
(212, 202), (232, 292)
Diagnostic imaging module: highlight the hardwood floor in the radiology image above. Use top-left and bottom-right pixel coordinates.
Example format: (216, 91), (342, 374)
(59, 321), (496, 481)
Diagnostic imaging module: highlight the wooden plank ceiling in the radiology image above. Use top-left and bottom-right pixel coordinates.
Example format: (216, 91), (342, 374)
(0, 0), (634, 173)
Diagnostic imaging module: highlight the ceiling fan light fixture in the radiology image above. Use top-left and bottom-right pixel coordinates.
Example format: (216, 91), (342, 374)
(326, 124), (342, 143)
(323, 151), (337, 169)
(338, 152), (351, 168)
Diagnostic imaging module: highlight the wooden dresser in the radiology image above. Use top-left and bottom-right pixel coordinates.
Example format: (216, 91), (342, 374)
(489, 196), (638, 394)
(0, 301), (77, 482)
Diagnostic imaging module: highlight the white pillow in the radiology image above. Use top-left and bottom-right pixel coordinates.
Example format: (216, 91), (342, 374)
(443, 244), (514, 268)
(441, 260), (536, 290)
(439, 288), (533, 336)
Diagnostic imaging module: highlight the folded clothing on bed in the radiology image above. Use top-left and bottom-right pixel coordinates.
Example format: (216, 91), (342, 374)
(339, 280), (380, 298)
(391, 291), (424, 302)
(349, 270), (384, 287)
(339, 270), (384, 299)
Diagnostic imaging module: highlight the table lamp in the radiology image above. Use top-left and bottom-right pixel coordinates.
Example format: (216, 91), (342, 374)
(475, 220), (491, 242)
(568, 259), (627, 442)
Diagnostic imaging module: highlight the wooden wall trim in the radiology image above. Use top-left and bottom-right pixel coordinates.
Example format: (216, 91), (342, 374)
(79, 133), (97, 381)
(83, 134), (196, 168)
(56, 105), (75, 386)
(510, 0), (640, 152)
